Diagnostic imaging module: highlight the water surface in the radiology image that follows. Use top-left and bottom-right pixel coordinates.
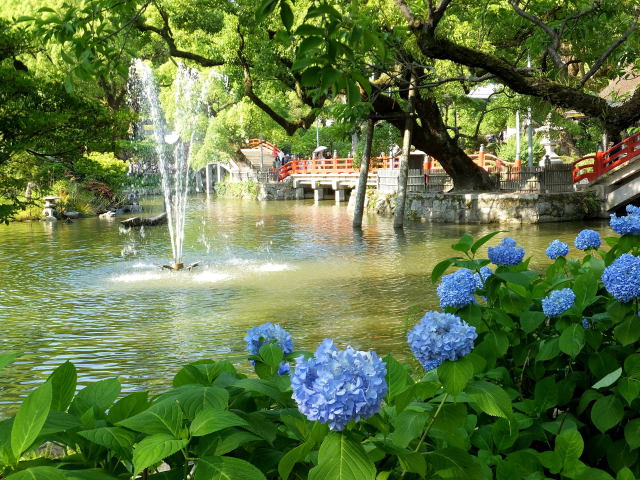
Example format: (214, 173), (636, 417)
(0, 196), (608, 415)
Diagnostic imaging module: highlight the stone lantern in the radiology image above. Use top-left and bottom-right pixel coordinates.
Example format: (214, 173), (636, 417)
(42, 196), (59, 220)
(537, 115), (563, 167)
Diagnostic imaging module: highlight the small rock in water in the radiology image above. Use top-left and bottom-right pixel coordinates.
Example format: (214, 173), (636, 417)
(42, 216), (57, 222)
(99, 211), (116, 219)
(64, 211), (80, 219)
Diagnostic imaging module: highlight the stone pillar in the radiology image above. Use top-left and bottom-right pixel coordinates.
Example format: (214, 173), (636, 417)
(335, 188), (346, 203)
(217, 164), (222, 184)
(314, 187), (325, 202)
(205, 164), (212, 195)
(295, 187), (304, 200)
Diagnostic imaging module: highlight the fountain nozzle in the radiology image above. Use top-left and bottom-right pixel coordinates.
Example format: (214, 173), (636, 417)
(161, 262), (200, 271)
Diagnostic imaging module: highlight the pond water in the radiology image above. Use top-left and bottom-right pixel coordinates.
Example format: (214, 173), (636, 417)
(0, 196), (608, 416)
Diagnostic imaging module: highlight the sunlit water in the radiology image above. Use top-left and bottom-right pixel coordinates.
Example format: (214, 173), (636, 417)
(0, 196), (608, 416)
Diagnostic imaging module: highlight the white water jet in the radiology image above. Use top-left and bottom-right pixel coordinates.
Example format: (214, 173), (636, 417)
(129, 60), (206, 270)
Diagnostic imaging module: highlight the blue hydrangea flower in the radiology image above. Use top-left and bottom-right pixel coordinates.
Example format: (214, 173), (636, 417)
(574, 229), (601, 250)
(473, 266), (493, 290)
(545, 240), (569, 260)
(290, 339), (387, 431)
(601, 253), (640, 302)
(581, 319), (589, 329)
(245, 323), (294, 374)
(407, 311), (478, 371)
(610, 204), (640, 235)
(437, 269), (477, 309)
(488, 237), (525, 266)
(541, 288), (576, 317)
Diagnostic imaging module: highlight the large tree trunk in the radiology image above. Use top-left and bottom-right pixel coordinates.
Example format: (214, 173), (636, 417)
(372, 91), (495, 191)
(353, 118), (374, 229)
(394, 74), (417, 229)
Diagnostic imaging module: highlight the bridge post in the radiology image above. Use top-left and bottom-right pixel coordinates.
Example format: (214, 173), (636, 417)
(205, 163), (212, 195)
(295, 187), (304, 200)
(335, 187), (346, 203)
(313, 187), (325, 202)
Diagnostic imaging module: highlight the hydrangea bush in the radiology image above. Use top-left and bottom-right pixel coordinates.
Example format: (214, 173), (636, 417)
(3, 210), (640, 480)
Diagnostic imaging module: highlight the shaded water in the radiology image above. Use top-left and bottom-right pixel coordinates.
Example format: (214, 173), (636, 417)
(0, 197), (608, 416)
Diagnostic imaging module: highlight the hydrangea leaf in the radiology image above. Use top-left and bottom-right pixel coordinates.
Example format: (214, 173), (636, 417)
(308, 432), (376, 480)
(466, 381), (512, 419)
(278, 440), (314, 480)
(132, 434), (188, 475)
(11, 381), (52, 458)
(259, 343), (284, 369)
(592, 368), (622, 389)
(559, 325), (585, 357)
(390, 408), (427, 448)
(190, 408), (249, 437)
(590, 395), (623, 433)
(614, 317), (640, 346)
(5, 466), (66, 480)
(616, 378), (640, 405)
(0, 352), (19, 372)
(624, 419), (640, 450)
(48, 360), (77, 412)
(117, 399), (183, 437)
(471, 231), (505, 255)
(438, 357), (474, 395)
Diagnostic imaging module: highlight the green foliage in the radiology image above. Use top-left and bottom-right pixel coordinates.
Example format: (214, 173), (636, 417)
(4, 228), (640, 479)
(495, 135), (545, 164)
(214, 179), (260, 199)
(73, 153), (127, 189)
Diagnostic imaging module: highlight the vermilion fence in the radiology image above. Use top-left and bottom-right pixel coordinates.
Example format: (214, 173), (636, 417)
(573, 132), (640, 183)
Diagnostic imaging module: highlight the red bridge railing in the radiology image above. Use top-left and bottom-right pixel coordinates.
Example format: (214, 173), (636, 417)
(245, 138), (282, 156)
(573, 132), (640, 183)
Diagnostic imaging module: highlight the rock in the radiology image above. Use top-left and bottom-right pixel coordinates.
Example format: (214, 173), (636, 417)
(99, 211), (116, 219)
(42, 215), (57, 222)
(64, 211), (80, 219)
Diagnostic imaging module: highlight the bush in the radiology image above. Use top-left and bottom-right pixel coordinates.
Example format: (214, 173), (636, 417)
(215, 179), (260, 199)
(73, 152), (128, 190)
(496, 135), (545, 164)
(2, 209), (640, 479)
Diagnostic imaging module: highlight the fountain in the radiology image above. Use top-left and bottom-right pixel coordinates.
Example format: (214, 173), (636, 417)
(129, 60), (206, 270)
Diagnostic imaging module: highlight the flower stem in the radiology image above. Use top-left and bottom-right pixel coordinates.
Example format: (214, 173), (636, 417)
(414, 392), (448, 453)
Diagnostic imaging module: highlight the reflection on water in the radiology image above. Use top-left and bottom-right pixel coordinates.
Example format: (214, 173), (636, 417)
(0, 195), (608, 416)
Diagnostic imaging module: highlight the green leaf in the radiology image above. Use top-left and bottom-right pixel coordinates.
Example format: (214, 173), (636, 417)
(118, 399), (183, 437)
(537, 338), (560, 361)
(5, 466), (66, 480)
(78, 427), (136, 458)
(614, 317), (640, 346)
(195, 456), (267, 480)
(298, 36), (324, 56)
(616, 467), (635, 480)
(466, 381), (512, 418)
(190, 408), (249, 436)
(593, 368), (622, 389)
(309, 432), (376, 480)
(624, 354), (640, 378)
(438, 356), (474, 395)
(0, 352), (19, 371)
(390, 409), (427, 448)
(132, 434), (188, 475)
(559, 325), (585, 357)
(278, 441), (314, 480)
(40, 410), (81, 435)
(624, 418), (640, 449)
(520, 311), (546, 334)
(295, 24), (324, 36)
(259, 343), (284, 369)
(107, 391), (149, 424)
(280, 1), (294, 30)
(495, 271), (537, 288)
(69, 378), (120, 417)
(214, 430), (262, 456)
(451, 234), (474, 253)
(398, 452), (426, 477)
(158, 385), (229, 418)
(255, 0), (278, 21)
(471, 231), (505, 254)
(431, 258), (457, 283)
(591, 395), (624, 433)
(11, 381), (52, 457)
(384, 355), (412, 402)
(48, 361), (77, 411)
(617, 378), (640, 405)
(233, 378), (290, 405)
(427, 447), (483, 479)
(555, 429), (584, 467)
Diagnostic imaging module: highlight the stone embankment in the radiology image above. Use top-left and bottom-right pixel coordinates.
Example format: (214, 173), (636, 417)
(351, 191), (604, 224)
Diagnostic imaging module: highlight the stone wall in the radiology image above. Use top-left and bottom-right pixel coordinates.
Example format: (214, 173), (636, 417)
(367, 191), (604, 224)
(257, 181), (300, 201)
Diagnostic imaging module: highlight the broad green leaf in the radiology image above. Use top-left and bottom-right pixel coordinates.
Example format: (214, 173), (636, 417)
(78, 427), (137, 458)
(63, 470), (121, 479)
(107, 391), (149, 424)
(389, 409), (427, 448)
(69, 378), (120, 417)
(398, 452), (426, 477)
(534, 376), (558, 413)
(438, 356), (474, 395)
(520, 311), (546, 334)
(593, 368), (622, 389)
(537, 338), (560, 361)
(466, 381), (512, 418)
(158, 385), (228, 419)
(624, 418), (640, 449)
(298, 37), (324, 56)
(48, 361), (77, 411)
(617, 378), (640, 405)
(309, 432), (376, 480)
(214, 429), (262, 456)
(259, 343), (284, 369)
(555, 429), (584, 467)
(190, 408), (249, 436)
(295, 24), (324, 36)
(0, 352), (19, 371)
(255, 0), (277, 21)
(495, 271), (537, 288)
(451, 234), (474, 253)
(591, 395), (623, 433)
(614, 317), (640, 346)
(233, 378), (290, 405)
(278, 440), (314, 480)
(280, 0), (294, 30)
(117, 399), (183, 437)
(471, 231), (505, 254)
(616, 467), (635, 480)
(195, 456), (267, 480)
(559, 325), (585, 357)
(624, 354), (640, 378)
(11, 381), (52, 457)
(132, 434), (188, 475)
(384, 355), (411, 401)
(40, 410), (82, 435)
(427, 447), (483, 479)
(431, 258), (458, 283)
(5, 466), (66, 480)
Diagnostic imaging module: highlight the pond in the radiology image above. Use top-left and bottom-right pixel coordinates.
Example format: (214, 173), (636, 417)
(0, 196), (608, 416)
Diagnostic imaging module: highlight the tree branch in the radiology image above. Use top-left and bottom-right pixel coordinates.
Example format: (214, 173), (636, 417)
(393, 0), (421, 28)
(580, 12), (639, 86)
(136, 6), (224, 67)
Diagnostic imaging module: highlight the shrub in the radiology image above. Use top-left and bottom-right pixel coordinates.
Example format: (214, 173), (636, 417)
(73, 152), (128, 190)
(2, 212), (640, 479)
